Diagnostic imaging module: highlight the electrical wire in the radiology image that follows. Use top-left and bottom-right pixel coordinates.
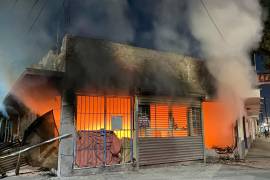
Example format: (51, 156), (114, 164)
(199, 0), (226, 41)
(63, 0), (70, 33)
(28, 0), (48, 33)
(28, 0), (40, 17)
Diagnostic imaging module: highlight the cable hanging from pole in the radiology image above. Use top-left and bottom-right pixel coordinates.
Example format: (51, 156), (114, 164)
(28, 0), (40, 17)
(63, 0), (71, 35)
(28, 0), (48, 33)
(199, 0), (226, 41)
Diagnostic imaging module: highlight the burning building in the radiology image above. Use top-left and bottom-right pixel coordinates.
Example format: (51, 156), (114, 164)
(0, 35), (260, 177)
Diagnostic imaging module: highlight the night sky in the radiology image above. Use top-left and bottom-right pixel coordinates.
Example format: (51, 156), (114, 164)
(255, 53), (270, 121)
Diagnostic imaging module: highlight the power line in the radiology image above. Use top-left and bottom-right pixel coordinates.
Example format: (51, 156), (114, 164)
(28, 0), (40, 17)
(199, 0), (226, 41)
(56, 0), (66, 53)
(28, 0), (48, 33)
(63, 0), (70, 34)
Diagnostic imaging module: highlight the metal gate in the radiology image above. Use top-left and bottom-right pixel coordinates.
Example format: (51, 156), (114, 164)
(74, 95), (134, 168)
(0, 118), (13, 143)
(137, 97), (204, 166)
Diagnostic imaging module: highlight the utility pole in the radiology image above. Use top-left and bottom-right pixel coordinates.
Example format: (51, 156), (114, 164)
(56, 20), (60, 54)
(55, 0), (70, 53)
(63, 0), (70, 35)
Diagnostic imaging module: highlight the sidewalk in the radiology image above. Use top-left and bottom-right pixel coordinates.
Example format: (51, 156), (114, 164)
(3, 137), (270, 180)
(244, 137), (270, 169)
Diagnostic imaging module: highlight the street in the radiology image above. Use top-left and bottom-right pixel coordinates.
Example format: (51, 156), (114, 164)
(3, 137), (270, 180)
(0, 1), (269, 180)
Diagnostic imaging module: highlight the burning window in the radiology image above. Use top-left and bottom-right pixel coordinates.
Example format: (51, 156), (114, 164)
(75, 95), (133, 168)
(138, 105), (150, 131)
(138, 103), (196, 137)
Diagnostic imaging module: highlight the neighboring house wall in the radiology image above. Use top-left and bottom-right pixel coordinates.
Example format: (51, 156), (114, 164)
(236, 115), (244, 159)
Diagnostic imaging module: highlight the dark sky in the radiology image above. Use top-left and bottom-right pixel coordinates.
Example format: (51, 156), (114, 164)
(0, 0), (203, 102)
(0, 0), (265, 119)
(255, 53), (270, 120)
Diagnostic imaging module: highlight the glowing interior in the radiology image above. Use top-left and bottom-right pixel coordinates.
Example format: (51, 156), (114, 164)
(140, 103), (188, 137)
(76, 96), (132, 138)
(202, 101), (236, 149)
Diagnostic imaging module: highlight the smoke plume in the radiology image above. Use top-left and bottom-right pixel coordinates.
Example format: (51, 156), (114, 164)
(151, 0), (202, 56)
(0, 0), (263, 120)
(0, 0), (134, 115)
(189, 0), (263, 118)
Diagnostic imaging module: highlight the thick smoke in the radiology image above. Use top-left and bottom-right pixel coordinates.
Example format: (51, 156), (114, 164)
(151, 0), (202, 56)
(0, 1), (57, 115)
(0, 0), (263, 120)
(69, 0), (134, 42)
(0, 0), (134, 115)
(189, 0), (263, 117)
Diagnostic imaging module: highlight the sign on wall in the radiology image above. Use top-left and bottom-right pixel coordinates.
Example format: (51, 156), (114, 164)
(111, 116), (122, 130)
(258, 73), (270, 83)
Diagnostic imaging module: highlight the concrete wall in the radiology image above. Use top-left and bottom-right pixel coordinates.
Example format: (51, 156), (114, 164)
(57, 90), (76, 177)
(237, 115), (245, 159)
(237, 115), (259, 159)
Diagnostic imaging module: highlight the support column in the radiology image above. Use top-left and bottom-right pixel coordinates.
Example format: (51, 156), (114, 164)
(58, 90), (75, 177)
(134, 96), (139, 169)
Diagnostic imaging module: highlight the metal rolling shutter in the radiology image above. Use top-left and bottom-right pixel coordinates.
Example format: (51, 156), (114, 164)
(137, 97), (204, 166)
(139, 137), (203, 165)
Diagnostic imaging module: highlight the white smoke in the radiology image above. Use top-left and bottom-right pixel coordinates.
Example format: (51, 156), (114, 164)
(189, 0), (263, 117)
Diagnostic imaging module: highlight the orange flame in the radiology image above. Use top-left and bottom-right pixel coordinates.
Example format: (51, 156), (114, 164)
(76, 96), (131, 138)
(11, 83), (61, 130)
(146, 104), (188, 137)
(202, 101), (236, 149)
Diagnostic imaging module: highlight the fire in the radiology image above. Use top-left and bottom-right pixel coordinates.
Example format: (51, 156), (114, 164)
(202, 101), (236, 149)
(76, 96), (132, 138)
(139, 103), (188, 137)
(11, 83), (61, 131)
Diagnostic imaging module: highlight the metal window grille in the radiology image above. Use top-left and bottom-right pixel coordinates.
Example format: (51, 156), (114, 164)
(138, 102), (202, 137)
(0, 118), (13, 143)
(74, 95), (134, 168)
